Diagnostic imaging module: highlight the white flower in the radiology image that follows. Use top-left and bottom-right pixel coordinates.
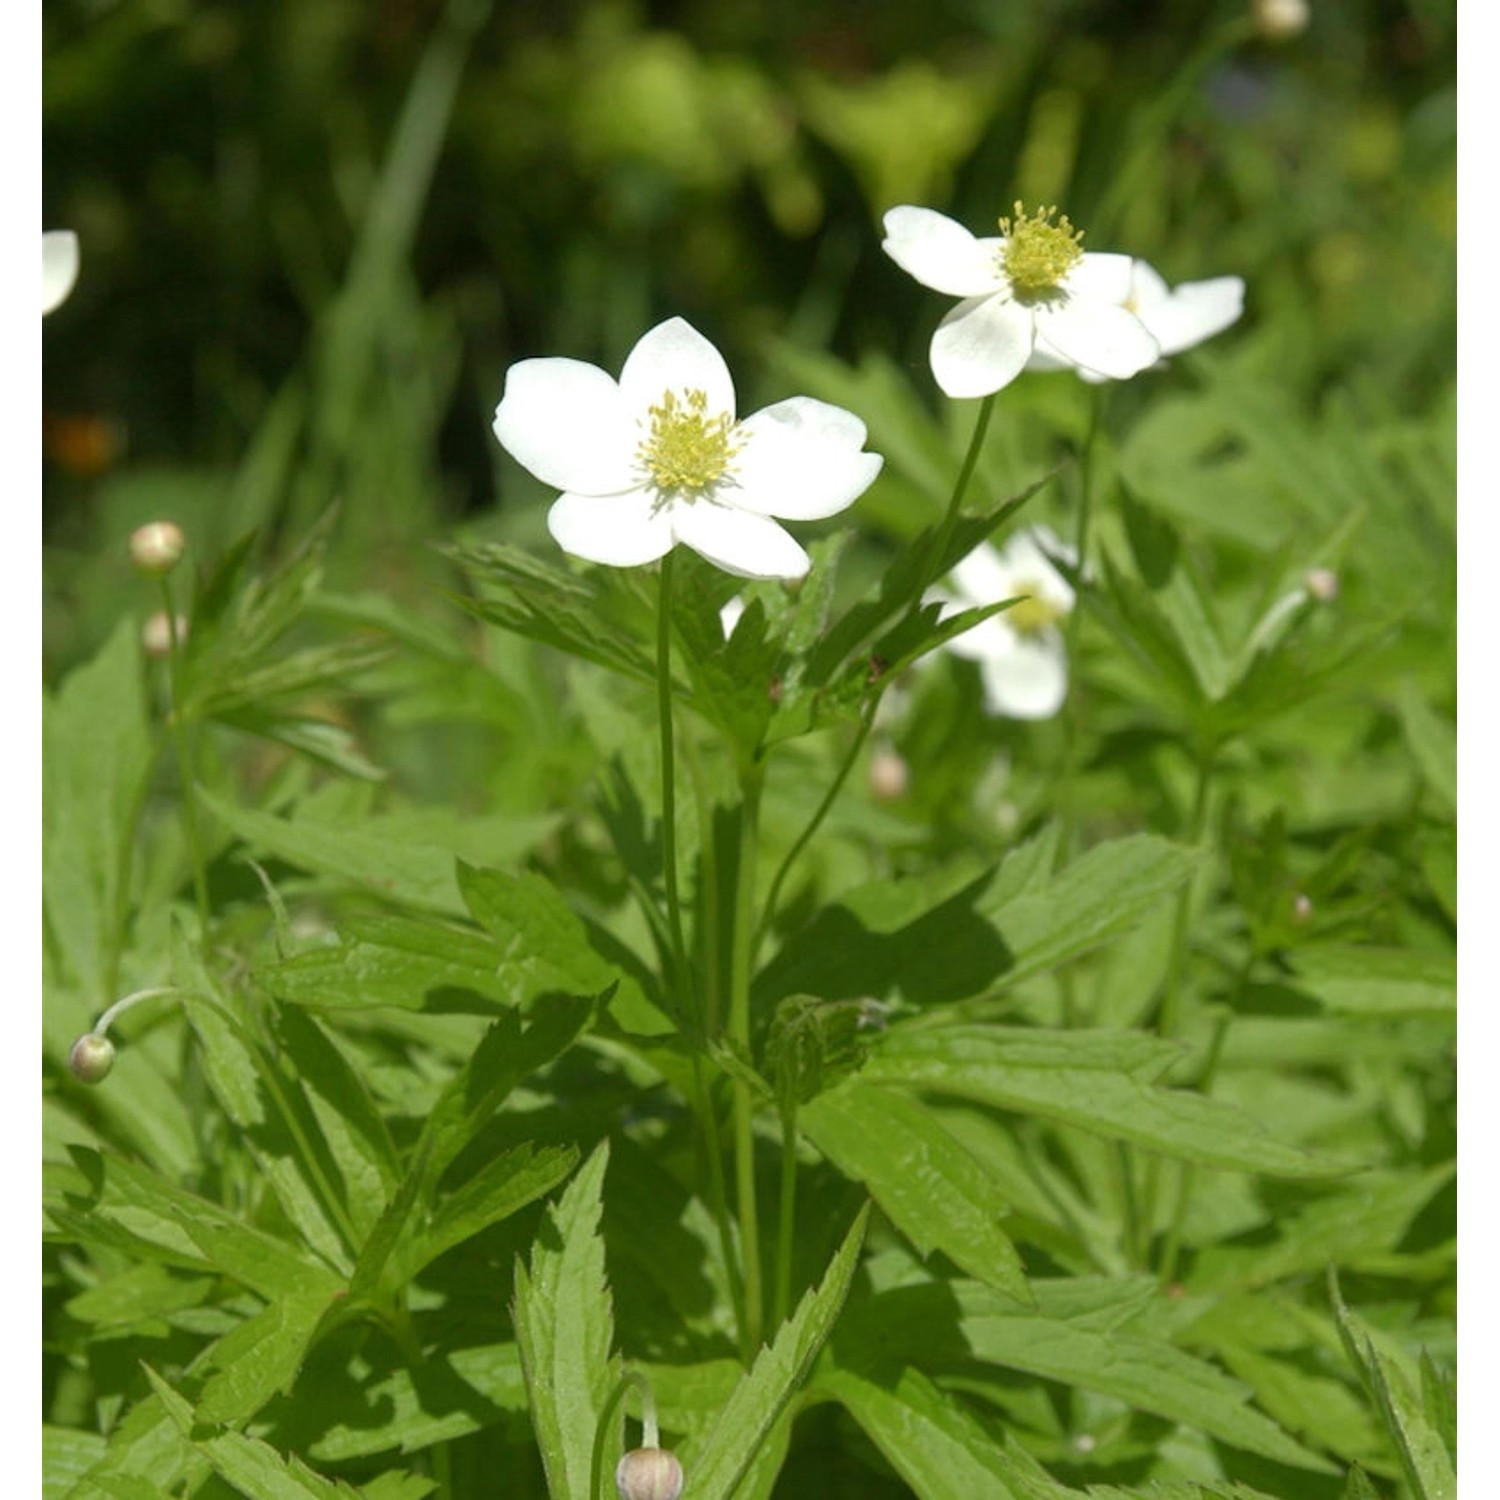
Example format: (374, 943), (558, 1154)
(43, 230), (79, 316)
(492, 318), (883, 580)
(1028, 258), (1245, 378)
(930, 527), (1076, 720)
(881, 203), (1160, 397)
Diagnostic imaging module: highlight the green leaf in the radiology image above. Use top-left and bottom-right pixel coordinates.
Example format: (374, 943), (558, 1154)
(513, 1142), (616, 1500)
(397, 1142), (580, 1281)
(54, 1147), (343, 1301)
(1329, 1273), (1456, 1500)
(801, 1082), (1030, 1300)
(262, 913), (522, 1015)
(1395, 680), (1456, 817)
(299, 1345), (529, 1461)
(976, 834), (1202, 988)
(835, 1277), (1334, 1472)
(862, 1025), (1344, 1177)
(144, 1365), (358, 1499)
(43, 1424), (107, 1500)
(456, 861), (621, 1001)
(185, 992), (354, 1271)
(818, 1360), (1064, 1500)
(419, 999), (594, 1189)
(1291, 946), (1456, 1017)
(195, 1290), (334, 1425)
(684, 1205), (870, 1500)
(204, 791), (504, 916)
(453, 539), (656, 683)
(43, 618), (153, 997)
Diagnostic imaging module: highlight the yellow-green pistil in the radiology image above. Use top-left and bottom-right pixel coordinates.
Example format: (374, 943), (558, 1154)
(638, 388), (742, 496)
(1008, 582), (1069, 635)
(997, 202), (1085, 302)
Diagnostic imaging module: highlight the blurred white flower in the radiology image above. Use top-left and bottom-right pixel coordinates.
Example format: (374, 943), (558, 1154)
(43, 230), (79, 316)
(931, 526), (1076, 719)
(1029, 259), (1244, 379)
(881, 203), (1160, 397)
(1253, 0), (1310, 40)
(492, 318), (882, 580)
(720, 594), (746, 638)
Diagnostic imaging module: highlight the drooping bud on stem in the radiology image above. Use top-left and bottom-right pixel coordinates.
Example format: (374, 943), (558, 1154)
(129, 521), (186, 577)
(66, 987), (189, 1087)
(68, 1033), (116, 1084)
(615, 1448), (684, 1500)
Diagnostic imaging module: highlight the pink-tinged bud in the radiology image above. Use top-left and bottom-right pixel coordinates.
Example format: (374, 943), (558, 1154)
(68, 1033), (116, 1084)
(1253, 0), (1310, 40)
(129, 521), (186, 577)
(141, 610), (189, 658)
(1304, 567), (1339, 602)
(615, 1447), (684, 1500)
(868, 746), (909, 802)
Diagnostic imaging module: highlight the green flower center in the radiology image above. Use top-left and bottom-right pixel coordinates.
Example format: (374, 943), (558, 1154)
(637, 388), (742, 496)
(1007, 580), (1068, 635)
(997, 202), (1085, 301)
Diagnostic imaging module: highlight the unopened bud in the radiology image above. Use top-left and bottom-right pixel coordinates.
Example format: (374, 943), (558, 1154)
(1292, 892), (1313, 924)
(868, 746), (909, 802)
(1253, 0), (1310, 40)
(141, 610), (189, 658)
(129, 521), (186, 576)
(615, 1447), (683, 1500)
(1304, 567), (1338, 602)
(68, 1033), (116, 1084)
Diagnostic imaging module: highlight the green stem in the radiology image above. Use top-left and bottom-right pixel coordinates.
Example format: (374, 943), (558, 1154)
(656, 552), (690, 991)
(589, 1370), (656, 1500)
(1156, 1007), (1232, 1285)
(691, 1054), (744, 1349)
(754, 694), (879, 958)
(1156, 744), (1216, 1040)
(730, 768), (764, 1357)
(772, 1101), (799, 1329)
(158, 577), (211, 932)
(1054, 385), (1107, 879)
(924, 393), (997, 600)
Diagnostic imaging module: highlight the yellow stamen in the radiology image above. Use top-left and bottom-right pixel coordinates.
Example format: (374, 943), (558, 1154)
(997, 202), (1085, 301)
(1007, 581), (1068, 635)
(637, 388), (741, 495)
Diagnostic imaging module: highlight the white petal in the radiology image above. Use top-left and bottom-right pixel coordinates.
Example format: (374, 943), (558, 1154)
(1127, 260), (1173, 312)
(1024, 334), (1072, 373)
(494, 358), (639, 493)
(1037, 299), (1160, 380)
(945, 611), (1019, 665)
(671, 500), (811, 580)
(42, 230), (79, 316)
(733, 397), (883, 520)
(995, 527), (1076, 611)
(1064, 251), (1136, 304)
(1140, 275), (1245, 356)
(547, 489), (675, 567)
(948, 542), (1011, 608)
(978, 632), (1069, 719)
(881, 206), (1004, 298)
(929, 295), (1034, 398)
(619, 317), (736, 419)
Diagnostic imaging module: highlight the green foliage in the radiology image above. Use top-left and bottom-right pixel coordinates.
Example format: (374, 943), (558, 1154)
(44, 2), (1453, 1497)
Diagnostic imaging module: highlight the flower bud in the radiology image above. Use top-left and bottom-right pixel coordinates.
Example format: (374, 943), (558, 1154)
(69, 1033), (116, 1084)
(141, 610), (190, 658)
(1253, 0), (1310, 40)
(129, 521), (186, 577)
(868, 746), (909, 802)
(1292, 892), (1313, 924)
(1304, 567), (1339, 603)
(615, 1447), (684, 1500)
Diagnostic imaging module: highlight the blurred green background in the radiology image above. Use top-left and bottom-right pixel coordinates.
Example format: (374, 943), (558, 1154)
(42, 0), (1455, 677)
